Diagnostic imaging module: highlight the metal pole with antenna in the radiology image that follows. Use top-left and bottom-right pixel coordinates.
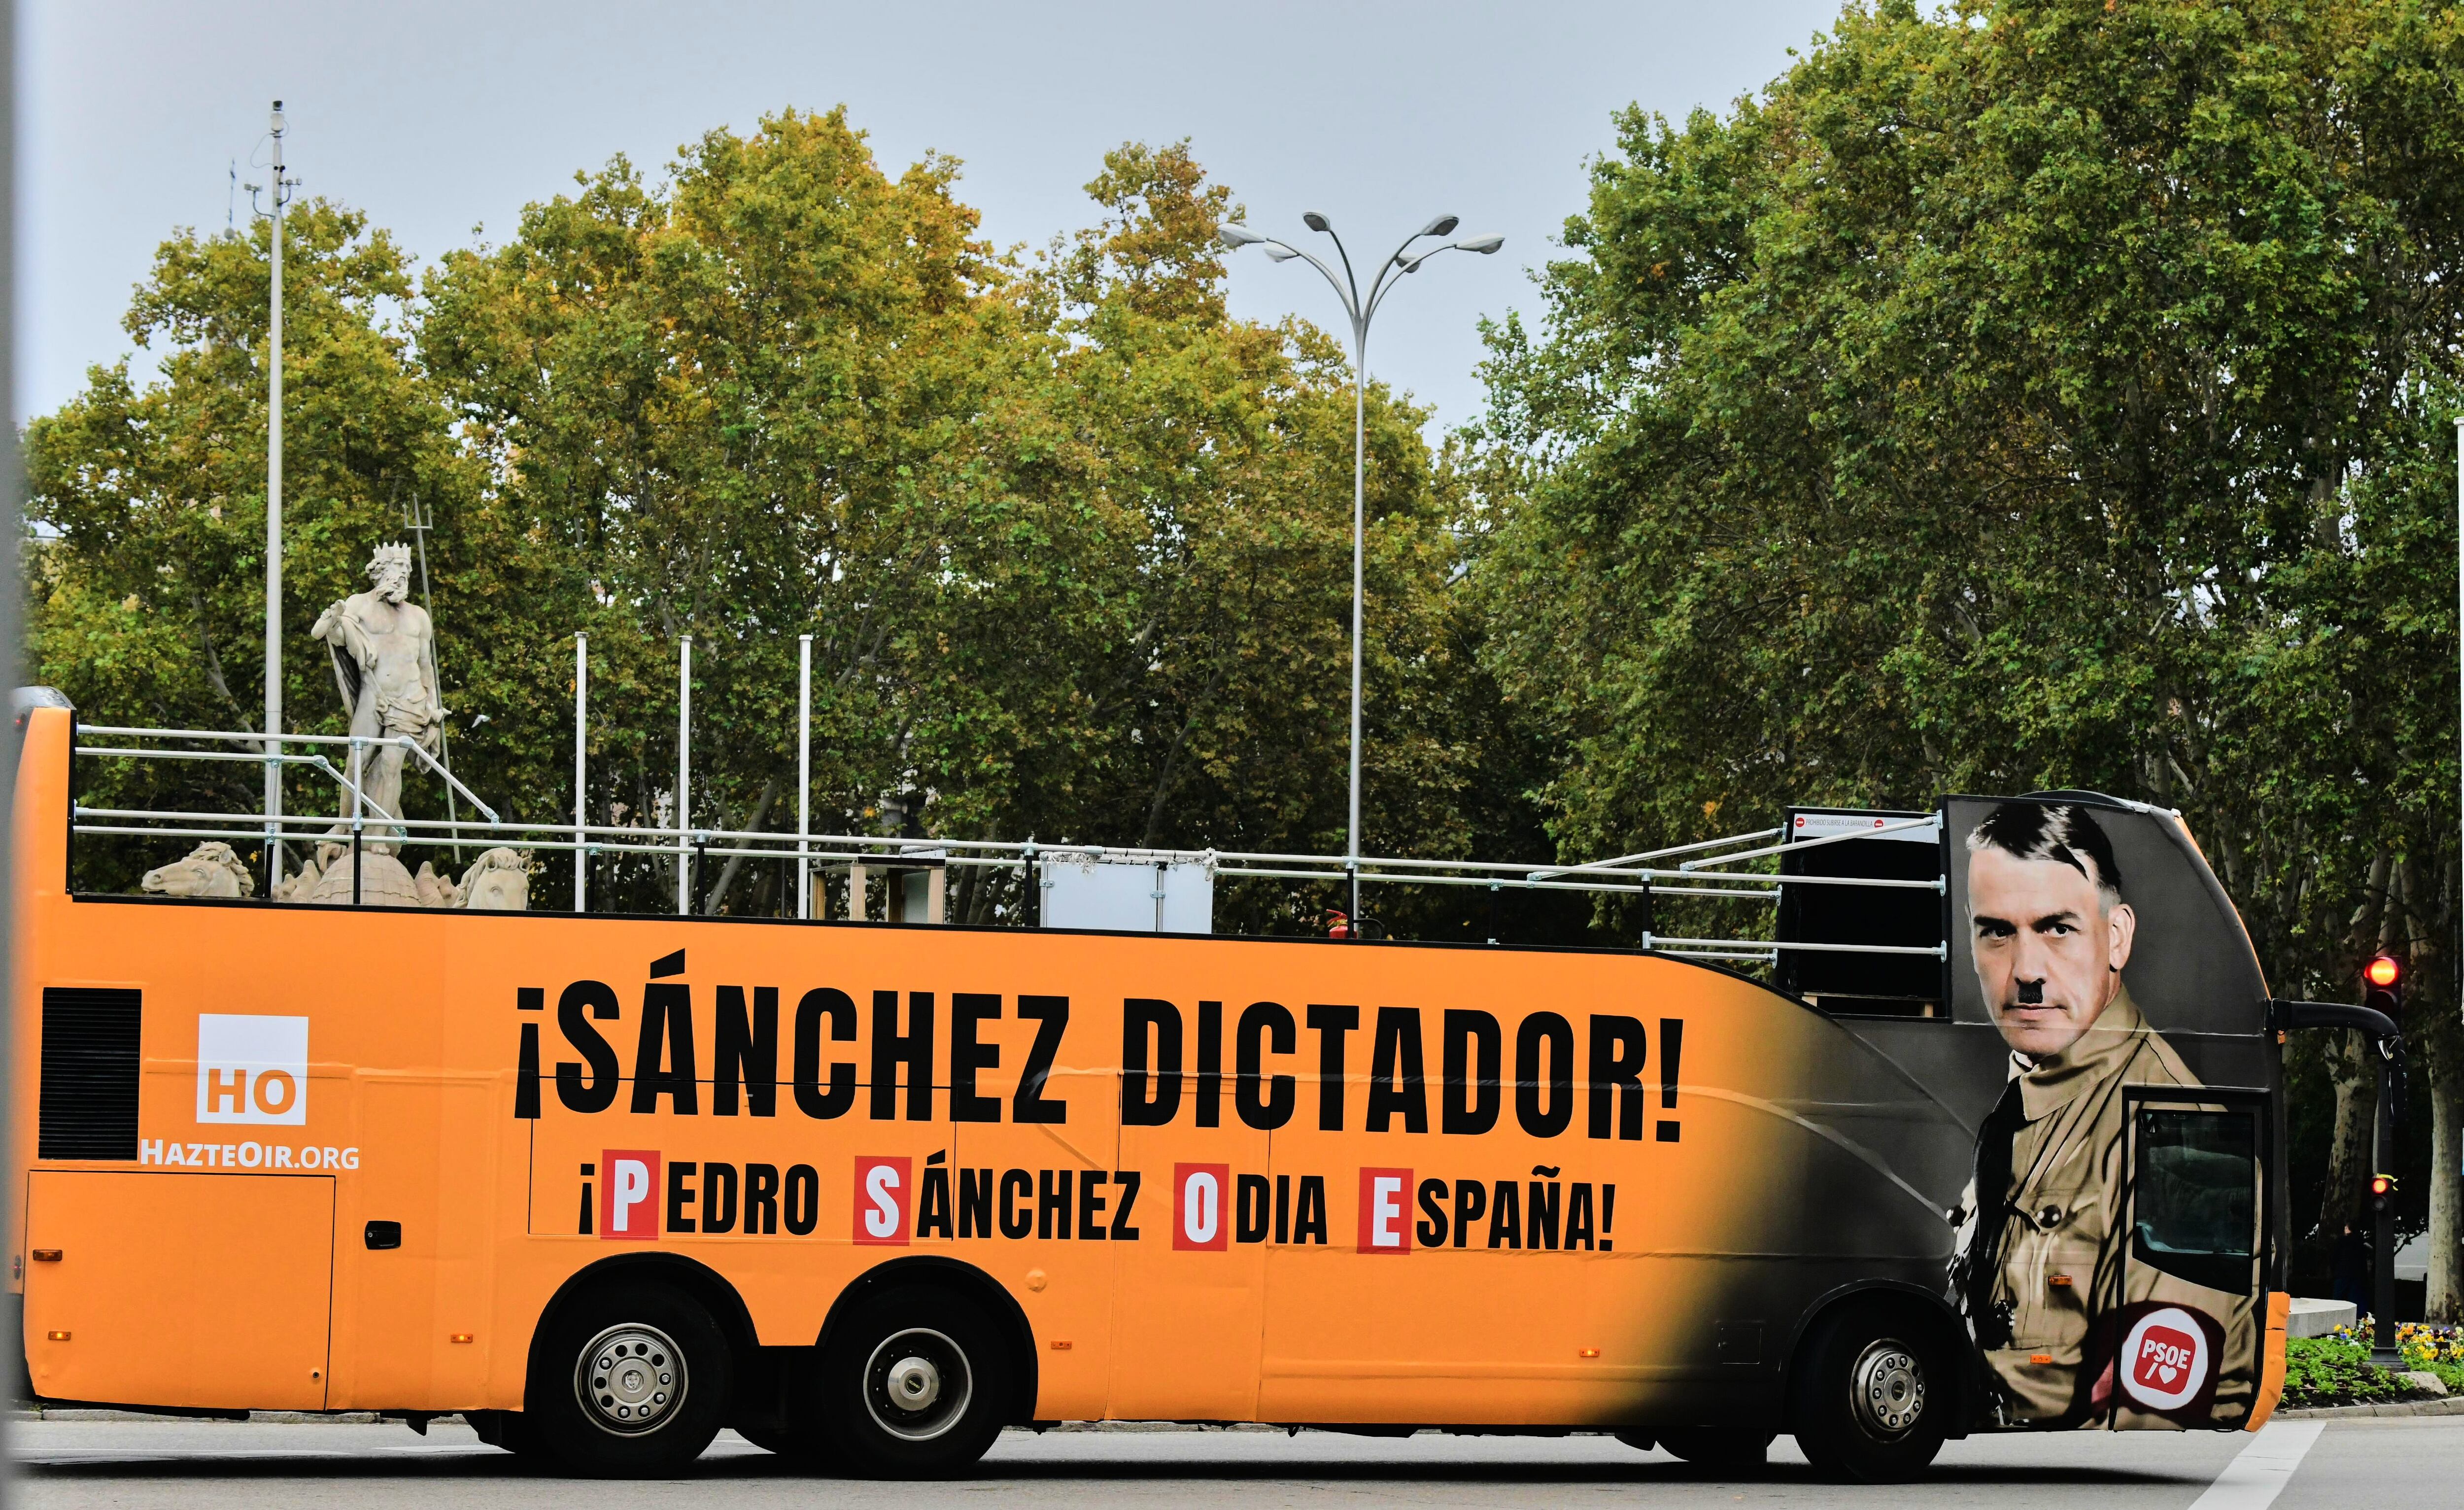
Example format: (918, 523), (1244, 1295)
(260, 101), (294, 892)
(798, 634), (812, 921)
(574, 632), (588, 914)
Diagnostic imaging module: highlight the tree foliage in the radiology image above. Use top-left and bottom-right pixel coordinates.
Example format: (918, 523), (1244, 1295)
(29, 111), (1534, 935)
(1469, 0), (2464, 1306)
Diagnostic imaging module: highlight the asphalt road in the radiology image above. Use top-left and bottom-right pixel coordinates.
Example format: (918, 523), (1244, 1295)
(8, 1413), (2451, 1508)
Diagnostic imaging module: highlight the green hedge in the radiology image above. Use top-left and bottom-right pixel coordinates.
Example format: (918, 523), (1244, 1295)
(2282, 1333), (2464, 1408)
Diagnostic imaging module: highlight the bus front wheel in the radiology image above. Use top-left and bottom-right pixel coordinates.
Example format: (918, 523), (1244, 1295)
(1789, 1304), (1947, 1483)
(532, 1281), (733, 1477)
(815, 1283), (1011, 1478)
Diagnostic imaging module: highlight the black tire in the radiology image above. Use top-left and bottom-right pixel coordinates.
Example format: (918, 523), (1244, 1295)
(529, 1280), (733, 1477)
(1789, 1303), (1948, 1483)
(813, 1284), (1011, 1478)
(1656, 1426), (1773, 1468)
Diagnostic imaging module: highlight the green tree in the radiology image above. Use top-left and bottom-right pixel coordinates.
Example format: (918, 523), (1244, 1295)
(1469, 0), (2464, 1313)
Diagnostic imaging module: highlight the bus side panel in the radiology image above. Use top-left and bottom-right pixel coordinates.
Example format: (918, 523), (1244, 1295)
(1110, 1115), (1267, 1421)
(331, 1074), (501, 1410)
(1251, 976), (1961, 1427)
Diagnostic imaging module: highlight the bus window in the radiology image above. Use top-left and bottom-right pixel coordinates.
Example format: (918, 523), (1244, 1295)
(2131, 1109), (2256, 1295)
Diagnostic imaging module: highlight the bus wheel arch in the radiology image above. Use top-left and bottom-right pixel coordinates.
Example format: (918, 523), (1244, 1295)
(526, 1252), (763, 1393)
(815, 1256), (1039, 1426)
(1781, 1282), (1967, 1481)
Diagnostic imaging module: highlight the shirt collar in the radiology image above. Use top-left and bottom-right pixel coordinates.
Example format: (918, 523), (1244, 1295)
(2011, 985), (2147, 1121)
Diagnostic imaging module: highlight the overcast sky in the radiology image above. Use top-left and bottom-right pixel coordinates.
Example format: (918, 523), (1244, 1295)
(22, 0), (1841, 431)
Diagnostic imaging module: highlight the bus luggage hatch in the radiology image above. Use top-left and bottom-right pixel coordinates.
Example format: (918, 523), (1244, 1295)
(22, 1170), (334, 1410)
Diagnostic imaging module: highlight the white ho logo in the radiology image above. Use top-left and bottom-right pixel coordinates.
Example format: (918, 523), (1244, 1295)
(196, 1014), (309, 1126)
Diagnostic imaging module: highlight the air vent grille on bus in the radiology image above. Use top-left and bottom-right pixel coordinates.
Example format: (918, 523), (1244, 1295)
(39, 988), (141, 1161)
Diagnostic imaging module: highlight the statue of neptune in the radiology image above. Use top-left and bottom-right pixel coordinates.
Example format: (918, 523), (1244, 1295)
(311, 543), (445, 848)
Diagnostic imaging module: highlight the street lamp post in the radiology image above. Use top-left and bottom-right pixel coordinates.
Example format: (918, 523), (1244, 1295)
(1218, 212), (1504, 936)
(258, 101), (297, 892)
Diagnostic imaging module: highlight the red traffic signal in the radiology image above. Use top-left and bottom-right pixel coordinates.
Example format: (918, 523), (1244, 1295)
(2366, 955), (2403, 989)
(2370, 1173), (2396, 1199)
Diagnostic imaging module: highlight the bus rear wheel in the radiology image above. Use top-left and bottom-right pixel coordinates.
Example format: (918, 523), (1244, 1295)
(1789, 1304), (1946, 1483)
(532, 1281), (733, 1477)
(814, 1284), (1010, 1478)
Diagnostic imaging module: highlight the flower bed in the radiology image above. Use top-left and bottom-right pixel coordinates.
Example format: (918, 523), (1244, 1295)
(2282, 1324), (2464, 1408)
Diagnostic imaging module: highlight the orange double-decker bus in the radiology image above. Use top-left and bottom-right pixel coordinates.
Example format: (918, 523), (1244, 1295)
(8, 697), (2302, 1480)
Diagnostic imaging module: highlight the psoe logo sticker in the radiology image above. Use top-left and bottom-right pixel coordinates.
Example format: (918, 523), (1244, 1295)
(196, 1014), (309, 1126)
(2121, 1306), (2210, 1411)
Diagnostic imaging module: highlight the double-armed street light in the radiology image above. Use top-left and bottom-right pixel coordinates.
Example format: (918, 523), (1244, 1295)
(1217, 212), (1504, 935)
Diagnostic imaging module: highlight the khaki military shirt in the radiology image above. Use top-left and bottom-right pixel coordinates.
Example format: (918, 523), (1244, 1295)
(1953, 989), (2257, 1427)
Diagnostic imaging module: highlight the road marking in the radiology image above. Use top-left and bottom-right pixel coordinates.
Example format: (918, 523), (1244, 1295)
(2186, 1421), (2326, 1510)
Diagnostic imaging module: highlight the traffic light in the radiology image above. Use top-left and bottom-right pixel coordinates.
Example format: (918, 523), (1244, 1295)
(2364, 954), (2403, 1018)
(2370, 1172), (2397, 1209)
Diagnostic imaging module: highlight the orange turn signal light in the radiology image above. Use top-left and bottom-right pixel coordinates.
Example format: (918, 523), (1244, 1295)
(449, 1333), (475, 1344)
(2029, 1353), (2053, 1365)
(1049, 1339), (1073, 1350)
(46, 1331), (70, 1341)
(1578, 1348), (1602, 1359)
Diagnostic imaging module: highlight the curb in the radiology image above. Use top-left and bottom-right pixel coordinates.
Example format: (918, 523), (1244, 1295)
(2277, 1397), (2464, 1420)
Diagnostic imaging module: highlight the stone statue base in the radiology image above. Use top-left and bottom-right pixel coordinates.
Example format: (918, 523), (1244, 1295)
(263, 843), (530, 910)
(304, 850), (423, 908)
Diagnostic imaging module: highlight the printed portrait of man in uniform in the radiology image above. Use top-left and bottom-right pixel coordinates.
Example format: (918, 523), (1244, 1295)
(1947, 801), (2255, 1428)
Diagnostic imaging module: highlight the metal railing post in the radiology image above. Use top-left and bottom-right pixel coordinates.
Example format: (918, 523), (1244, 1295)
(677, 634), (691, 917)
(574, 632), (587, 913)
(797, 633), (811, 921)
(348, 736), (364, 908)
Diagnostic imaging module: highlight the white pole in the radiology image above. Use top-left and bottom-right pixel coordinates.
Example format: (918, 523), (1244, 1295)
(263, 101), (287, 890)
(1347, 315), (1366, 933)
(798, 634), (812, 921)
(677, 634), (692, 916)
(573, 632), (587, 913)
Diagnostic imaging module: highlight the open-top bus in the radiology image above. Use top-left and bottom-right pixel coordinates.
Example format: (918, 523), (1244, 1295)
(8, 695), (2295, 1480)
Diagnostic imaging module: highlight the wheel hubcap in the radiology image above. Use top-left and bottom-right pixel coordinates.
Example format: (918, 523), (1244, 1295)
(575, 1323), (685, 1436)
(864, 1327), (971, 1441)
(1849, 1338), (1924, 1439)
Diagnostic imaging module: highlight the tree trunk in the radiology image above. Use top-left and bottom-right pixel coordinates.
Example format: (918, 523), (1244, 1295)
(2319, 853), (2393, 1241)
(701, 773), (783, 916)
(2323, 1032), (2382, 1242)
(2430, 1021), (2462, 1323)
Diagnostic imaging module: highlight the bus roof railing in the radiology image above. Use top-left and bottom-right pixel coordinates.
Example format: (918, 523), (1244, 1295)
(64, 722), (1949, 959)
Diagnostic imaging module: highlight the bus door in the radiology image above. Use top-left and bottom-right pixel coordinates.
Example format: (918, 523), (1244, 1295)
(2113, 1089), (2266, 1428)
